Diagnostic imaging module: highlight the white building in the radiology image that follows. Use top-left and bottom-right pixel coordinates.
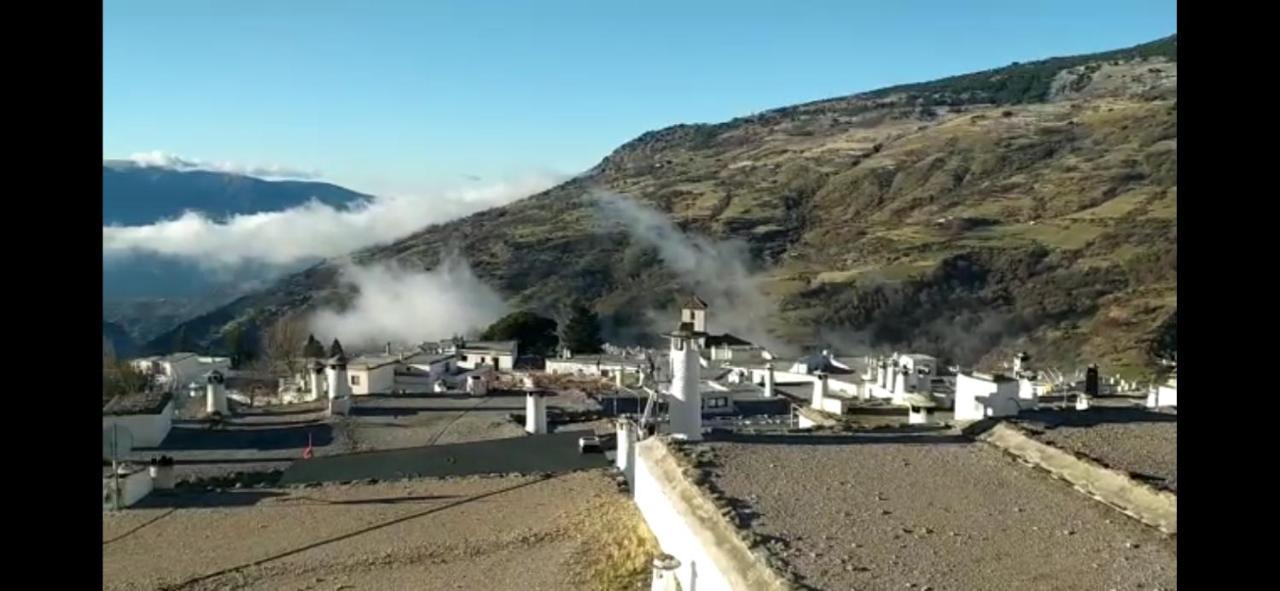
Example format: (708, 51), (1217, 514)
(681, 295), (708, 334)
(704, 334), (767, 363)
(103, 390), (175, 450)
(676, 294), (768, 364)
(1147, 374), (1177, 408)
(346, 350), (456, 395)
(699, 380), (777, 416)
(454, 340), (517, 372)
(131, 353), (232, 390)
(954, 372), (1023, 422)
(545, 353), (644, 381)
(861, 353), (938, 404)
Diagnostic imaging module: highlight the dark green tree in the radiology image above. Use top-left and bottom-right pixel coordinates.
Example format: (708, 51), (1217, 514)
(303, 334), (326, 358)
(328, 338), (346, 358)
(223, 325), (256, 369)
(560, 303), (603, 354)
(480, 311), (559, 357)
(171, 325), (192, 353)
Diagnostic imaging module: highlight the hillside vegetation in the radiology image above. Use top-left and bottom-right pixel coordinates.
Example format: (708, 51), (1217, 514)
(150, 35), (1176, 378)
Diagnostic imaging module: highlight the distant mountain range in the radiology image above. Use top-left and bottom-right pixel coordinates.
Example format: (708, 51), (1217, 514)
(102, 162), (370, 225)
(103, 165), (372, 347)
(143, 35), (1177, 377)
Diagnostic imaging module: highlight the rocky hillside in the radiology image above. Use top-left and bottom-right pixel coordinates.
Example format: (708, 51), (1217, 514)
(151, 35), (1176, 377)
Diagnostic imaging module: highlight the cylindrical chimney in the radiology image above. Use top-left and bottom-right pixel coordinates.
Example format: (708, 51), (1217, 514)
(668, 333), (702, 441)
(148, 456), (176, 490)
(205, 371), (228, 415)
(310, 362), (325, 401)
(525, 391), (547, 434)
(764, 363), (775, 398)
(812, 373), (829, 410)
(616, 419), (637, 485)
(650, 554), (682, 591)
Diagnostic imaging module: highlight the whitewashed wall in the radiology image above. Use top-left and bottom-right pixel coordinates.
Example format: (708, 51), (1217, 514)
(349, 365), (395, 395)
(102, 401), (174, 449)
(955, 374), (1022, 421)
(631, 440), (736, 591)
(458, 352), (514, 372)
(103, 469), (154, 510)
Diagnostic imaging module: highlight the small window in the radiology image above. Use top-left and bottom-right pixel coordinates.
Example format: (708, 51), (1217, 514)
(351, 375), (361, 386)
(461, 354), (468, 362)
(705, 396), (728, 409)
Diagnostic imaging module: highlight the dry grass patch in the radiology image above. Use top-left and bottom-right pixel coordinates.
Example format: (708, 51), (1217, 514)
(566, 492), (660, 591)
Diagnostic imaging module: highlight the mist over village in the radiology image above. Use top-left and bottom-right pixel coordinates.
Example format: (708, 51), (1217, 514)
(103, 4), (1176, 590)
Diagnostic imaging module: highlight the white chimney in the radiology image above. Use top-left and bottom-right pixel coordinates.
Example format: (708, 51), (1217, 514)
(309, 361), (325, 402)
(326, 357), (352, 416)
(668, 327), (702, 441)
(651, 554), (682, 591)
(326, 358), (350, 400)
(1018, 377), (1038, 401)
(385, 342), (392, 355)
(205, 370), (228, 415)
(148, 456), (176, 490)
(615, 367), (625, 388)
(467, 373), (489, 396)
(1076, 393), (1091, 411)
(616, 419), (637, 485)
(812, 373), (829, 410)
(763, 363), (775, 398)
(525, 391), (548, 434)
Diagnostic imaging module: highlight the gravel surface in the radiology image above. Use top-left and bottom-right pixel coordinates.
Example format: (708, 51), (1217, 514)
(1013, 406), (1177, 492)
(342, 394), (528, 451)
(113, 393), (555, 482)
(104, 470), (641, 591)
(702, 434), (1176, 591)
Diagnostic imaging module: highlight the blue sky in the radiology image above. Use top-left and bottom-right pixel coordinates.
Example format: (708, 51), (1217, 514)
(104, 0), (1175, 195)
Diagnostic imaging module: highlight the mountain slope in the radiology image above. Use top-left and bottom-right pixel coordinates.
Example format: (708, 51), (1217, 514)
(102, 164), (371, 226)
(152, 35), (1176, 377)
(103, 165), (374, 341)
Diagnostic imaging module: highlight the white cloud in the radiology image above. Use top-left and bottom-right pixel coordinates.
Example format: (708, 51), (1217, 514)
(309, 255), (509, 348)
(102, 172), (563, 267)
(116, 150), (325, 180)
(119, 150), (329, 180)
